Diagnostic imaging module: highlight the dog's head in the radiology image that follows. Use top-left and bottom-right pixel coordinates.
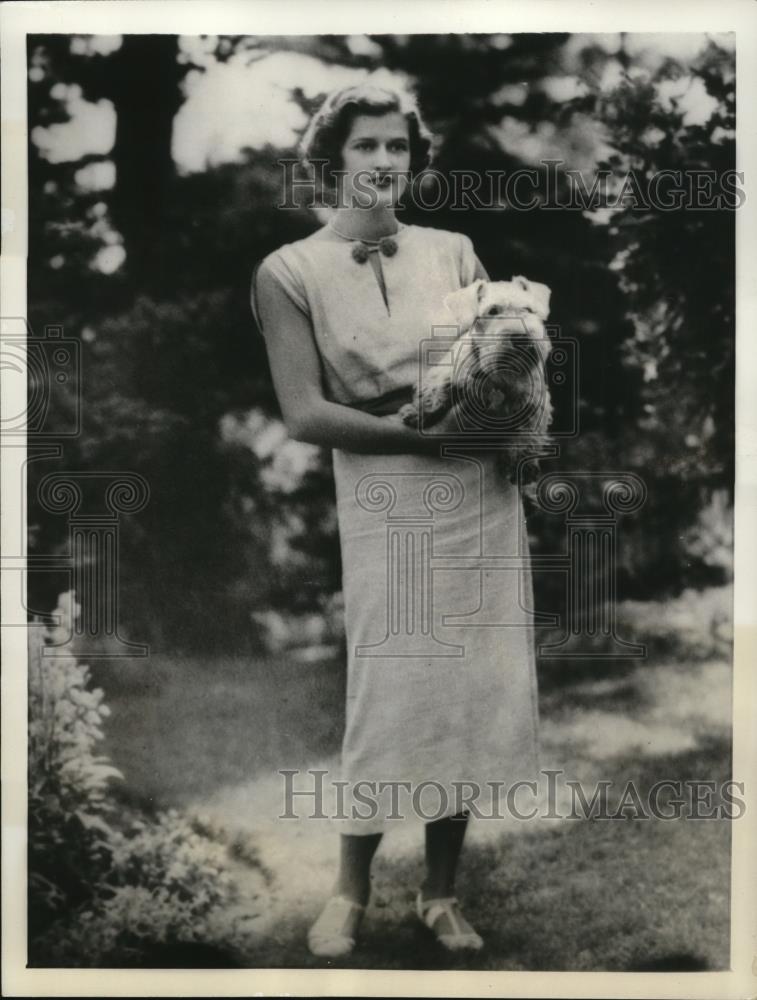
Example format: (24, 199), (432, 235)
(443, 276), (551, 326)
(443, 277), (553, 369)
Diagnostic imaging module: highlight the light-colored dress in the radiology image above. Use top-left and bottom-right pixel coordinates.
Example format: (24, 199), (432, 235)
(251, 222), (540, 834)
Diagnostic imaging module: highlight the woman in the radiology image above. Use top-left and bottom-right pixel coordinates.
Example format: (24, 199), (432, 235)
(250, 82), (540, 958)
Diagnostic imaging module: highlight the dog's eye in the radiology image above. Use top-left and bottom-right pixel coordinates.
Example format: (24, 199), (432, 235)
(486, 306), (501, 316)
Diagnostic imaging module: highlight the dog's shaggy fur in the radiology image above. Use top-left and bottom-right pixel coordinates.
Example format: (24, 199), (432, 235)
(399, 276), (554, 501)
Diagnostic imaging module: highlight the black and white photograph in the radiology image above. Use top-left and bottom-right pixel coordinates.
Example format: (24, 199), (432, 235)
(1, 1), (756, 997)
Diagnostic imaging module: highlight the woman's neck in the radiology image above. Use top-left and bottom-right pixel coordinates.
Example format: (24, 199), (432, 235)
(329, 204), (399, 241)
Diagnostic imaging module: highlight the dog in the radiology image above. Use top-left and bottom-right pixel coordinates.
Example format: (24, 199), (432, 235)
(399, 276), (554, 502)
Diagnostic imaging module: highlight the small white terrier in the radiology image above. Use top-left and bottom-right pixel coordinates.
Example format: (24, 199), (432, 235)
(399, 276), (554, 500)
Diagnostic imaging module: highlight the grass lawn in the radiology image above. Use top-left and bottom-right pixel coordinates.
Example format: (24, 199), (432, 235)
(98, 649), (732, 971)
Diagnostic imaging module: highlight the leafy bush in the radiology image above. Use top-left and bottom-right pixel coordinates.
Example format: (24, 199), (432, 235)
(28, 592), (121, 939)
(33, 809), (260, 967)
(28, 591), (262, 967)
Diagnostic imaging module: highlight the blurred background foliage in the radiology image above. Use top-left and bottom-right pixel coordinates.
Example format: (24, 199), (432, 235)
(26, 32), (735, 654)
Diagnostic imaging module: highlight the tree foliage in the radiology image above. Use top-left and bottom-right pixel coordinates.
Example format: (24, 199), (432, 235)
(26, 32), (735, 650)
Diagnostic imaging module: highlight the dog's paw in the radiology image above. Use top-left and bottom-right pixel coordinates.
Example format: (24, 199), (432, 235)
(417, 384), (450, 417)
(398, 403), (419, 427)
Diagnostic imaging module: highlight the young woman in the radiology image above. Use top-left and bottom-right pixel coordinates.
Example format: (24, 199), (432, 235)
(250, 82), (540, 959)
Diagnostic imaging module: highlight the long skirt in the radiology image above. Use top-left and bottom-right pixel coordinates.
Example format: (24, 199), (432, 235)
(331, 447), (541, 835)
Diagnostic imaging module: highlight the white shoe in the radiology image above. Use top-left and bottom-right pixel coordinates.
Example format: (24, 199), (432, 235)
(416, 891), (484, 952)
(307, 895), (365, 958)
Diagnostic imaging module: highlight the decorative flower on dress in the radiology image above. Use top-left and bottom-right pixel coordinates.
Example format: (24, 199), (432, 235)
(351, 243), (370, 264)
(379, 237), (398, 257)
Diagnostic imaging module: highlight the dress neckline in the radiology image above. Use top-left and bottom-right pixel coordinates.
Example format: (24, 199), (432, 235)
(321, 222), (410, 317)
(323, 220), (410, 244)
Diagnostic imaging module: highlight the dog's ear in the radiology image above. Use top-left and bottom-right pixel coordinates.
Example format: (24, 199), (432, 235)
(530, 281), (552, 322)
(533, 326), (552, 365)
(511, 275), (552, 322)
(442, 279), (486, 332)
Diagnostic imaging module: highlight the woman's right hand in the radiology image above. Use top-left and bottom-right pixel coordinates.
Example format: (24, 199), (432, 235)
(421, 404), (468, 437)
(381, 405), (469, 456)
(395, 403), (507, 457)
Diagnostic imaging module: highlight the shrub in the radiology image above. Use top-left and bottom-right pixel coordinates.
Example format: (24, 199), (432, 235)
(33, 809), (260, 967)
(28, 592), (121, 939)
(28, 591), (261, 967)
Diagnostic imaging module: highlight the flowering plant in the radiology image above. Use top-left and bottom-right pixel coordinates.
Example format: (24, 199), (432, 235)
(28, 591), (262, 967)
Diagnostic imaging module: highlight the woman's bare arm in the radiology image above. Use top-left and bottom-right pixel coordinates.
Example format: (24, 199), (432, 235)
(473, 255), (490, 282)
(254, 261), (447, 455)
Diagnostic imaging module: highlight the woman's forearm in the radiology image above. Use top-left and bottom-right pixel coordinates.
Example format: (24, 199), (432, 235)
(286, 397), (439, 455)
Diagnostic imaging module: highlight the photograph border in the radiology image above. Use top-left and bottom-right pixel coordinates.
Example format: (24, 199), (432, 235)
(2, 1), (756, 997)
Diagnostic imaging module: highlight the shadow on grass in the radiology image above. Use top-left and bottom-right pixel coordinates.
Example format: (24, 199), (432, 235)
(99, 650), (345, 807)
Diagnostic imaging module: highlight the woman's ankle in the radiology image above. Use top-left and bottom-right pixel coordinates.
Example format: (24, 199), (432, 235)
(335, 877), (371, 907)
(420, 876), (455, 900)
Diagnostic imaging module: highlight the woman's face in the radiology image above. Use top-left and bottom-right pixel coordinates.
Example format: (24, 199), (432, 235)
(338, 111), (411, 209)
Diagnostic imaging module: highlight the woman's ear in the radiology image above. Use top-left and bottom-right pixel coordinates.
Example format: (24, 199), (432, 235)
(442, 279), (486, 332)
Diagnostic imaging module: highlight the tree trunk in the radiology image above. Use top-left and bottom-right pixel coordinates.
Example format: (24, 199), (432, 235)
(109, 35), (184, 290)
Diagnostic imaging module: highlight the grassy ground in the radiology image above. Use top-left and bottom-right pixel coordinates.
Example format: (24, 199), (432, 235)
(98, 648), (732, 971)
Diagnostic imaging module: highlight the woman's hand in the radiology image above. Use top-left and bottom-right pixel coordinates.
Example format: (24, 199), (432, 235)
(420, 405), (468, 437)
(386, 402), (510, 458)
(382, 405), (464, 435)
(381, 406), (469, 455)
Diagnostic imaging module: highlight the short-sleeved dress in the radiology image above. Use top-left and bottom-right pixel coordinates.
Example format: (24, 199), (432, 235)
(251, 222), (541, 835)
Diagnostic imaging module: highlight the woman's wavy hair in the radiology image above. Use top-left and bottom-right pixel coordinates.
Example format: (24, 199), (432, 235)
(297, 82), (435, 195)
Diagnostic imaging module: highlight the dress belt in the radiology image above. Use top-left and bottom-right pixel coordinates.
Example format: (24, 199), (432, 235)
(345, 385), (414, 417)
